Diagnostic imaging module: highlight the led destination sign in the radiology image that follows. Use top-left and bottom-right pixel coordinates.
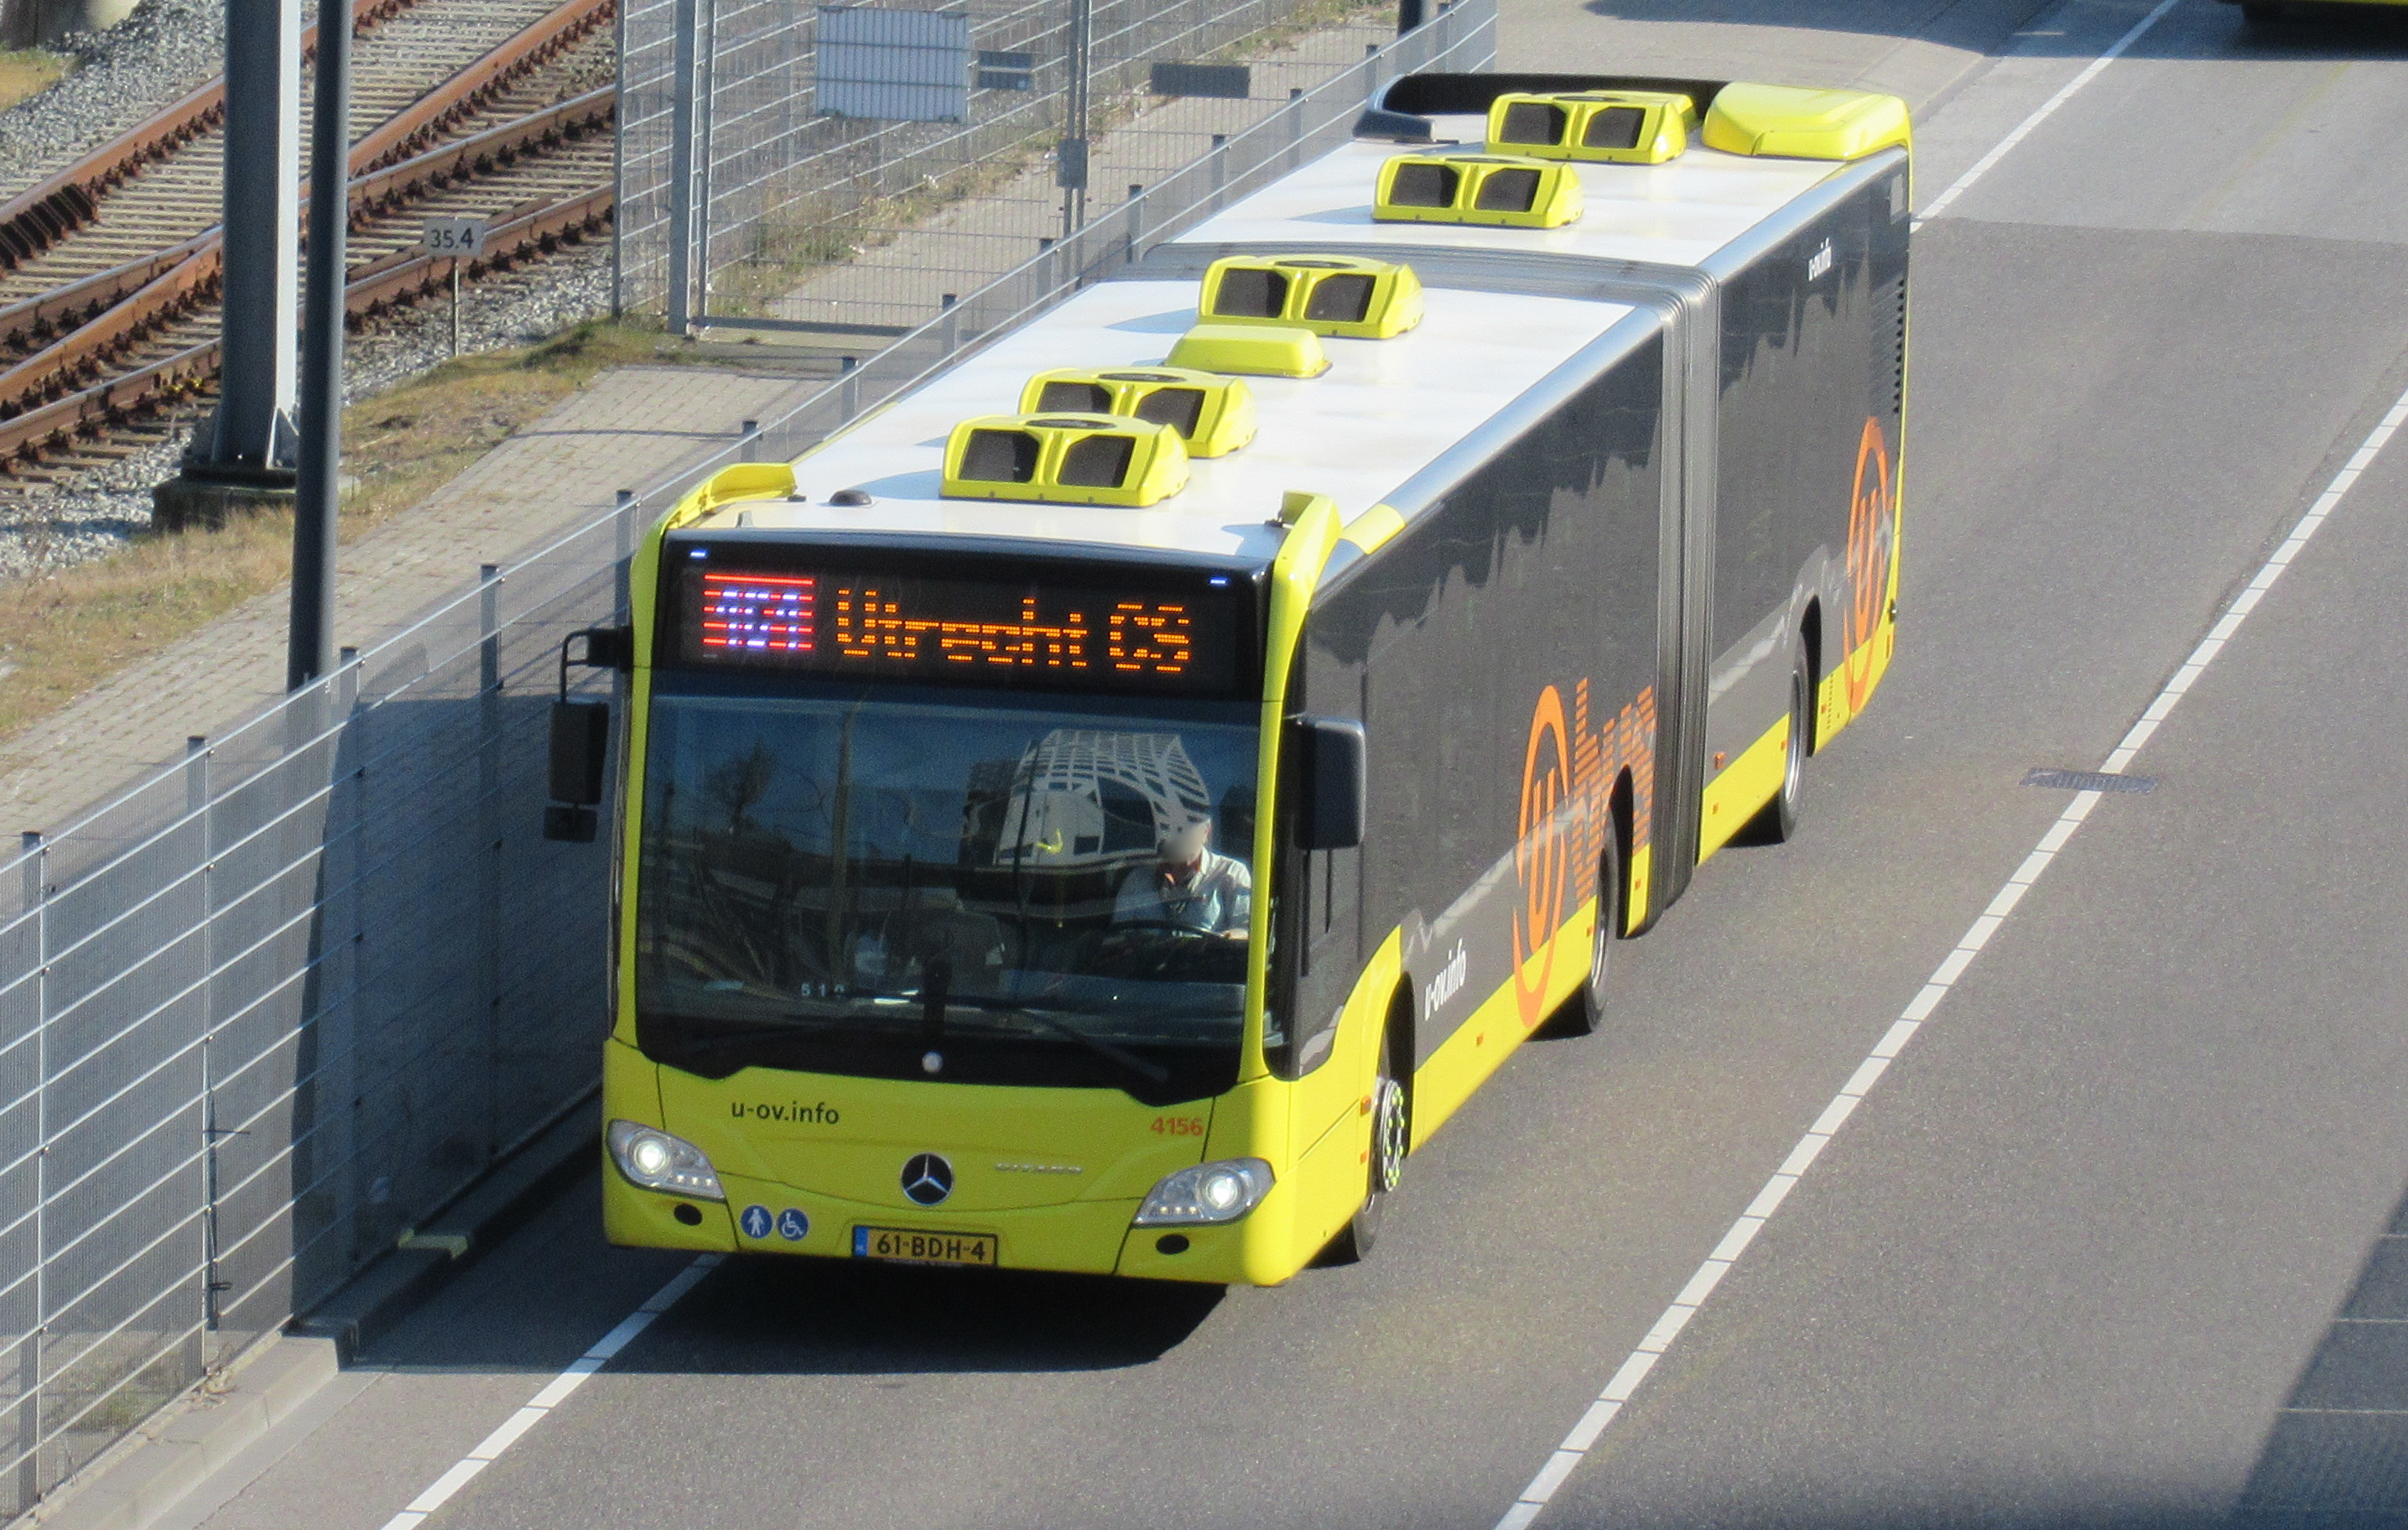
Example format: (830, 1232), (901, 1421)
(678, 563), (1246, 694)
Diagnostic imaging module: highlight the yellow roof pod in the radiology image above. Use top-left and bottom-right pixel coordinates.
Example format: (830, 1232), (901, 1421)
(1484, 91), (1698, 165)
(1701, 82), (1911, 160)
(1195, 254), (1424, 340)
(1166, 322), (1329, 379)
(940, 413), (1190, 507)
(1017, 367), (1257, 458)
(1373, 152), (1583, 230)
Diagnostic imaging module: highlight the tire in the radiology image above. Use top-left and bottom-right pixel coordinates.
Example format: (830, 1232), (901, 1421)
(1321, 1028), (1408, 1265)
(1740, 643), (1811, 846)
(1547, 833), (1623, 1039)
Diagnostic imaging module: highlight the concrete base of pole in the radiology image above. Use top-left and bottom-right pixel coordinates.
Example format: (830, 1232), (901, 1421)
(151, 468), (355, 533)
(151, 471), (296, 533)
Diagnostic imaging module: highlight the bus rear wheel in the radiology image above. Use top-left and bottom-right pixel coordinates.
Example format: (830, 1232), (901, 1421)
(1324, 1031), (1407, 1264)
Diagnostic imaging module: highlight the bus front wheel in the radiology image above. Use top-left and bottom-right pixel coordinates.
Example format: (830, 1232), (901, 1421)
(1323, 1030), (1408, 1264)
(1744, 643), (1811, 845)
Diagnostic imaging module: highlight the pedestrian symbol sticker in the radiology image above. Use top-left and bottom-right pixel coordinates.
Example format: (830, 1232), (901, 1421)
(777, 1208), (809, 1241)
(740, 1204), (771, 1239)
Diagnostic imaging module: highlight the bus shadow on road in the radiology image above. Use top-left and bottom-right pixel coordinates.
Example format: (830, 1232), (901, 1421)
(622, 1255), (1224, 1375)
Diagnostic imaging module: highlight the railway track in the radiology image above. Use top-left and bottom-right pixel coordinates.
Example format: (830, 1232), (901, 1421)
(0, 0), (619, 483)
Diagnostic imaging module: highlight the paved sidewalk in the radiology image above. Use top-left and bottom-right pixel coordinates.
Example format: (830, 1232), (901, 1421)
(0, 363), (817, 840)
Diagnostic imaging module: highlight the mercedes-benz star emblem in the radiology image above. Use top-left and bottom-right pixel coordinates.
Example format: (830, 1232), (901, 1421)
(901, 1152), (954, 1206)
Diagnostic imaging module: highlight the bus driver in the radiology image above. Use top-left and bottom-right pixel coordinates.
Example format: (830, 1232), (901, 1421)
(1113, 816), (1251, 938)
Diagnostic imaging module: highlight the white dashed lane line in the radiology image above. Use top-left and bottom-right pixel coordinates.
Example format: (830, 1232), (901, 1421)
(1916, 0), (2186, 226)
(377, 1254), (720, 1530)
(1488, 285), (2408, 1530)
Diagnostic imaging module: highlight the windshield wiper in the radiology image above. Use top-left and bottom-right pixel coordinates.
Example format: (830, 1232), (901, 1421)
(941, 994), (1171, 1086)
(658, 993), (1173, 1088)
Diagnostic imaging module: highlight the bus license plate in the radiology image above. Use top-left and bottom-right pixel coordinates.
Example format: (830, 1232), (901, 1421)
(851, 1226), (998, 1267)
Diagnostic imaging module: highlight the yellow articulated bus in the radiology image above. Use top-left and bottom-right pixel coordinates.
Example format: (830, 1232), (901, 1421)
(545, 71), (1911, 1285)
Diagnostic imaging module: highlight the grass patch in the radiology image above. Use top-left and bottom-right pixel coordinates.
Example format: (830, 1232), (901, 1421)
(0, 48), (69, 112)
(0, 320), (688, 743)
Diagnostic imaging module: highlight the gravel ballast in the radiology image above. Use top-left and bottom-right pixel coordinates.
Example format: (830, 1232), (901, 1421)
(0, 0), (228, 206)
(0, 241), (615, 581)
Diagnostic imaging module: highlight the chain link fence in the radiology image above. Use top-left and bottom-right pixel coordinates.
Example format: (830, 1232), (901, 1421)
(616, 0), (1410, 337)
(0, 0), (1489, 1512)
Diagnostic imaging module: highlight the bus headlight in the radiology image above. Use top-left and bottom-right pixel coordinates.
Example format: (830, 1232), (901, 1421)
(606, 1120), (726, 1201)
(1134, 1158), (1273, 1226)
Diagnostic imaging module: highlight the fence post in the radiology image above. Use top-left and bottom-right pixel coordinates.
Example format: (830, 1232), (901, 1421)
(665, 0), (700, 334)
(739, 419), (758, 463)
(615, 489), (635, 616)
(1209, 133), (1228, 212)
(187, 737), (221, 1343)
(938, 293), (958, 356)
(1058, 0), (1093, 237)
(476, 565), (502, 1163)
(1124, 185), (1145, 265)
(691, 0), (723, 325)
(1287, 87), (1304, 172)
(16, 830), (40, 1508)
(323, 648), (361, 1278)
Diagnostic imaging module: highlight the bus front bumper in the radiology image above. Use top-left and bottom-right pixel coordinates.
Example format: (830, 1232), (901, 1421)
(602, 1165), (1267, 1283)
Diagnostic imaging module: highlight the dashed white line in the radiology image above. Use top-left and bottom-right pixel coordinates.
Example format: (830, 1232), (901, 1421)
(1487, 330), (2408, 1530)
(377, 1254), (719, 1530)
(1917, 0), (2186, 226)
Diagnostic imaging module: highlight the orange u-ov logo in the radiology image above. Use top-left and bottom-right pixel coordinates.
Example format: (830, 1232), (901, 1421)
(1511, 686), (1571, 1028)
(1844, 417), (1895, 713)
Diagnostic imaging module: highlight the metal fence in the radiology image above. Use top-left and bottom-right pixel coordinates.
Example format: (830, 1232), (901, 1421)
(0, 0), (1489, 1512)
(616, 0), (1406, 336)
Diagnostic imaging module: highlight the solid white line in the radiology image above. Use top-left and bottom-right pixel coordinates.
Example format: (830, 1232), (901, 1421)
(1917, 0), (2185, 225)
(1487, 367), (2408, 1530)
(377, 1255), (719, 1530)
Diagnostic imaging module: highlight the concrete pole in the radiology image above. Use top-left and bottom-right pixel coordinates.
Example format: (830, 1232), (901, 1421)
(291, 0), (350, 690)
(153, 0), (302, 530)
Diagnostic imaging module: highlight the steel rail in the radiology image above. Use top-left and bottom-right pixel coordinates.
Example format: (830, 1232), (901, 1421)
(0, 174), (607, 465)
(0, 0), (424, 272)
(0, 232), (216, 356)
(0, 136), (613, 463)
(0, 0), (616, 466)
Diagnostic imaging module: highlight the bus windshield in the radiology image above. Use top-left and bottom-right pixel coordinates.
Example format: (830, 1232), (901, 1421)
(634, 683), (1261, 1105)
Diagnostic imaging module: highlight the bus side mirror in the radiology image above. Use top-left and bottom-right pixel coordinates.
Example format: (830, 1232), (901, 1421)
(544, 700), (610, 842)
(543, 626), (632, 843)
(1290, 716), (1365, 851)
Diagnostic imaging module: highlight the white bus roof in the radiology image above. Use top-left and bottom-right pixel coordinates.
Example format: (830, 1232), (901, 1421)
(700, 121), (1859, 561)
(1174, 115), (1844, 270)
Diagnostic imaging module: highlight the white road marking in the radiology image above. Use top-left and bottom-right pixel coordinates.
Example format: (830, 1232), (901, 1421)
(377, 1254), (719, 1530)
(1916, 0), (2186, 226)
(1487, 302), (2408, 1530)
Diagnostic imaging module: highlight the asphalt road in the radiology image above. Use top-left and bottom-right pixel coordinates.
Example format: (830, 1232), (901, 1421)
(161, 3), (2408, 1526)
